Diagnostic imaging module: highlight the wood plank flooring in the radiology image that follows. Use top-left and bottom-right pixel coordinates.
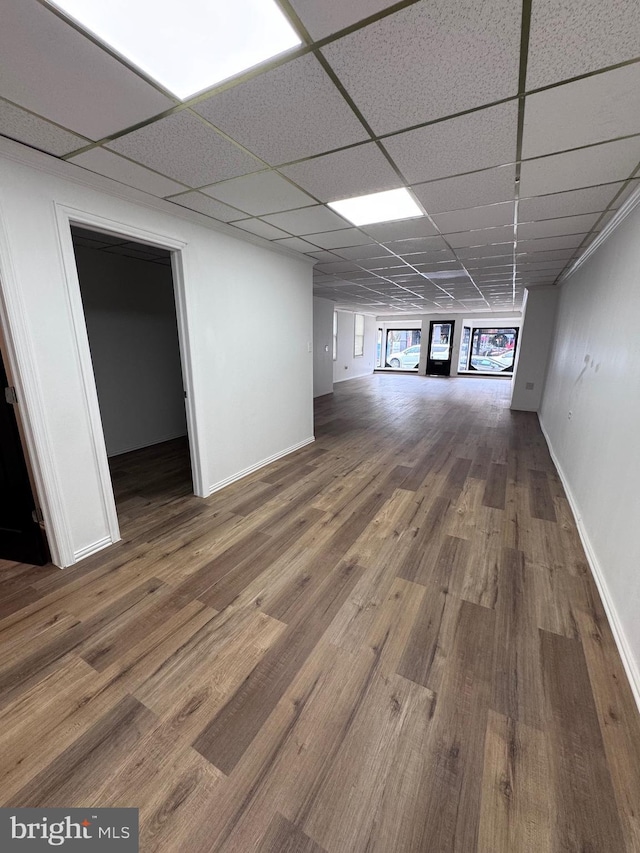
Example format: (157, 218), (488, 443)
(1, 374), (639, 852)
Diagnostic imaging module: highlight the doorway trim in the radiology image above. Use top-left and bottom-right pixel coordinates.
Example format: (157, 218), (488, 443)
(0, 203), (71, 566)
(53, 203), (207, 557)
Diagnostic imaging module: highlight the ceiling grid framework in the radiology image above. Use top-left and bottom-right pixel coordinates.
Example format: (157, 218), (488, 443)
(1, 0), (639, 313)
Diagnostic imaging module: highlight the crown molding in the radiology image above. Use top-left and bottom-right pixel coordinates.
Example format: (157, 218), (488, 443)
(557, 180), (640, 284)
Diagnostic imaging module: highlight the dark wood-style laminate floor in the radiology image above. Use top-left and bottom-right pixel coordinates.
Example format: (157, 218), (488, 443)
(1, 374), (639, 852)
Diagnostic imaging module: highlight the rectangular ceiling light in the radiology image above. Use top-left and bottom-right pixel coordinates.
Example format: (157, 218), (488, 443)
(46, 0), (302, 100)
(328, 188), (424, 227)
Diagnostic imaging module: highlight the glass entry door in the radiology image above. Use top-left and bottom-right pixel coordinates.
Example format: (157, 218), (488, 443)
(426, 321), (454, 376)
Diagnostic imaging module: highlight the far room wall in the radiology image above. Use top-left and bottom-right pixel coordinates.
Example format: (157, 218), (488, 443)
(333, 309), (377, 383)
(76, 246), (187, 457)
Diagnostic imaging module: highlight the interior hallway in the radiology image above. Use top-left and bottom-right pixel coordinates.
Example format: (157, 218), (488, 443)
(0, 374), (638, 852)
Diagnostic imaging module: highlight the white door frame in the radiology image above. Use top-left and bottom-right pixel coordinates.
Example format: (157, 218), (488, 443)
(52, 203), (207, 553)
(0, 207), (71, 567)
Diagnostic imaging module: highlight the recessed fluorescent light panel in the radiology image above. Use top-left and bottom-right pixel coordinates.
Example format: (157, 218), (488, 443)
(46, 0), (302, 100)
(328, 188), (424, 227)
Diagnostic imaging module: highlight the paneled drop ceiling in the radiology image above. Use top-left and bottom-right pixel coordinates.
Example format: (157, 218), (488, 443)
(1, 0), (639, 314)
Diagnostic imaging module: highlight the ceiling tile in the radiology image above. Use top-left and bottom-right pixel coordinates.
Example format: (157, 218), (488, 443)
(384, 270), (429, 281)
(471, 275), (514, 283)
(516, 259), (567, 270)
(398, 250), (458, 264)
(472, 266), (513, 283)
(523, 64), (640, 159)
(103, 245), (159, 261)
(516, 248), (576, 261)
(412, 259), (465, 271)
(0, 98), (86, 156)
(358, 256), (412, 270)
(168, 192), (245, 221)
(412, 165), (516, 213)
(361, 219), (440, 242)
(465, 256), (514, 269)
(71, 233), (113, 250)
(279, 142), (401, 202)
(231, 219), (291, 240)
(433, 201), (515, 233)
(517, 212), (601, 239)
(108, 112), (263, 187)
(305, 228), (374, 249)
(383, 238), (454, 256)
(0, 2), (173, 139)
(315, 261), (364, 274)
(518, 183), (626, 221)
(332, 244), (393, 260)
(382, 101), (518, 184)
(307, 250), (343, 262)
(446, 225), (514, 248)
(526, 0), (640, 89)
(71, 227), (132, 246)
(274, 237), (321, 253)
(321, 0), (521, 135)
(519, 136), (640, 196)
(69, 148), (186, 197)
(288, 0), (400, 40)
(202, 170), (316, 215)
(516, 234), (587, 252)
(261, 205), (349, 235)
(455, 242), (514, 258)
(193, 54), (368, 165)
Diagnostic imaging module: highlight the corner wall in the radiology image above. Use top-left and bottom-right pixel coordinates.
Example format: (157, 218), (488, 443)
(510, 286), (558, 411)
(0, 139), (314, 565)
(313, 297), (334, 397)
(540, 199), (640, 705)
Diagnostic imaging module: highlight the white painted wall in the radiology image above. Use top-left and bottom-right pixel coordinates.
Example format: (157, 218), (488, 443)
(76, 246), (187, 456)
(333, 309), (376, 383)
(0, 138), (314, 566)
(313, 297), (334, 398)
(510, 287), (558, 411)
(540, 199), (640, 705)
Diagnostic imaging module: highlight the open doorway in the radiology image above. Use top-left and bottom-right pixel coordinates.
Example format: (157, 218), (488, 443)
(70, 226), (193, 537)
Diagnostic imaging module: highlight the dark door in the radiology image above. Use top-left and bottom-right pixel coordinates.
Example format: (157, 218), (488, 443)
(426, 321), (455, 376)
(0, 356), (49, 565)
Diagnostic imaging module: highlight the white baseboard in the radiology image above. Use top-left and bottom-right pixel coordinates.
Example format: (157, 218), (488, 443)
(207, 436), (315, 497)
(73, 534), (118, 564)
(333, 371), (373, 384)
(539, 418), (640, 712)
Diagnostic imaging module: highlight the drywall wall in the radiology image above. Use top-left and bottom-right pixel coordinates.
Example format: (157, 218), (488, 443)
(510, 287), (558, 411)
(0, 138), (313, 565)
(540, 199), (640, 704)
(333, 309), (376, 383)
(76, 246), (187, 456)
(313, 296), (334, 397)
